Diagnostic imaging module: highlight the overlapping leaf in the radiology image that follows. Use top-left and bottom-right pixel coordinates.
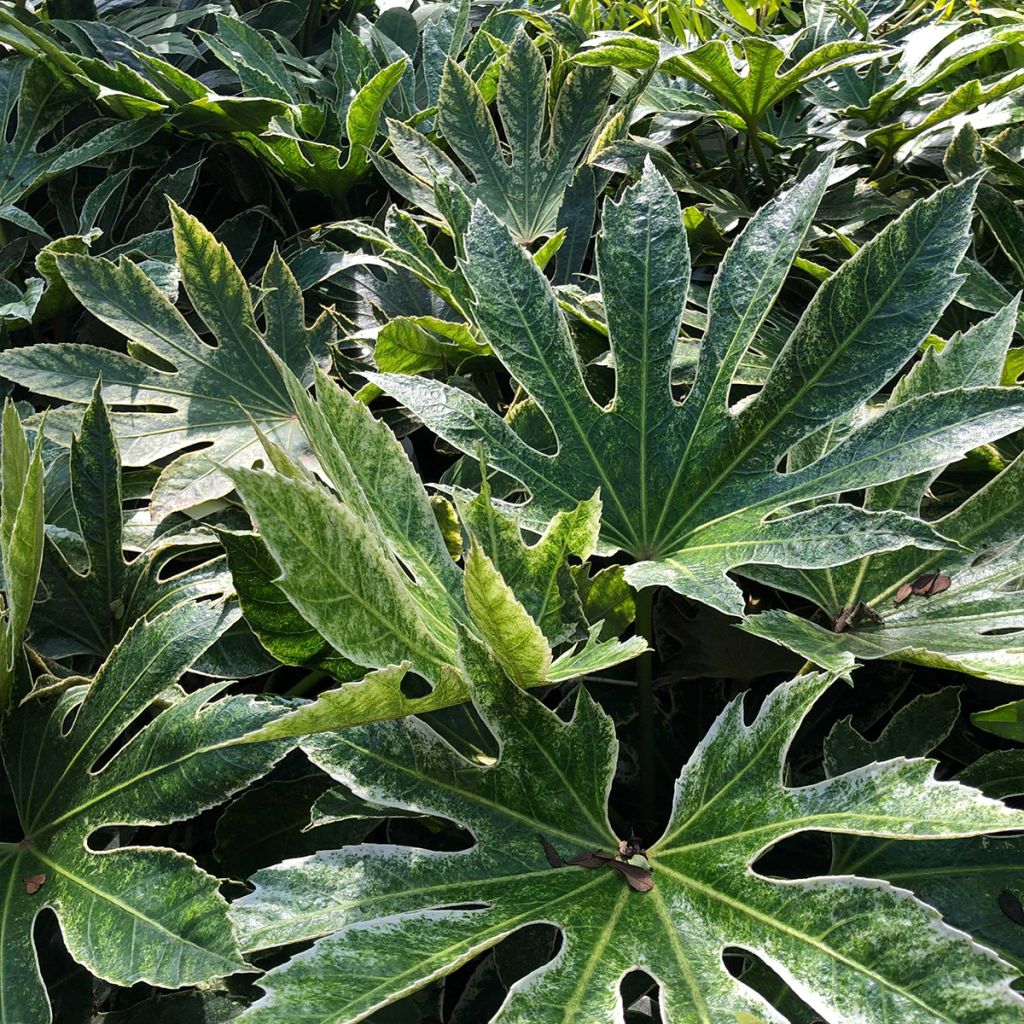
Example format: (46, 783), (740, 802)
(370, 162), (1024, 614)
(233, 638), (1024, 1024)
(742, 298), (1024, 683)
(0, 202), (332, 514)
(0, 600), (291, 1024)
(0, 57), (162, 237)
(379, 31), (611, 243)
(575, 33), (881, 129)
(31, 385), (234, 664)
(230, 364), (644, 736)
(823, 690), (1024, 970)
(0, 401), (44, 713)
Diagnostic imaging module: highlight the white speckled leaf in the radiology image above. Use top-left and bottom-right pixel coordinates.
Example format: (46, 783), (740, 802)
(0, 401), (44, 713)
(31, 387), (234, 663)
(575, 35), (882, 126)
(232, 637), (1024, 1024)
(369, 164), (1024, 615)
(742, 300), (1024, 683)
(0, 601), (292, 1023)
(0, 204), (331, 514)
(381, 31), (611, 243)
(824, 696), (1024, 970)
(232, 367), (643, 737)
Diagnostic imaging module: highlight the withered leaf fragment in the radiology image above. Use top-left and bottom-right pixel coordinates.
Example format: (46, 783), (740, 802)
(896, 572), (952, 604)
(608, 860), (655, 893)
(537, 833), (563, 868)
(541, 837), (656, 892)
(567, 849), (654, 891)
(23, 874), (45, 895)
(833, 603), (883, 633)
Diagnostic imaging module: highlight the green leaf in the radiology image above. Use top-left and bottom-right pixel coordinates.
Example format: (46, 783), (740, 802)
(0, 206), (331, 514)
(30, 386), (234, 664)
(370, 164), (1024, 615)
(233, 641), (1024, 1023)
(742, 299), (1024, 684)
(0, 59), (162, 225)
(973, 699), (1024, 743)
(826, 697), (1024, 969)
(866, 69), (1024, 154)
(231, 366), (643, 738)
(374, 316), (487, 376)
(576, 36), (881, 126)
(0, 401), (45, 713)
(380, 32), (611, 243)
(0, 601), (291, 1024)
(218, 528), (362, 681)
(464, 540), (551, 688)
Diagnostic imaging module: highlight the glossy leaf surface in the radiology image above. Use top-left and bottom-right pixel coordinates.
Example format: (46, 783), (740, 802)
(234, 642), (1024, 1023)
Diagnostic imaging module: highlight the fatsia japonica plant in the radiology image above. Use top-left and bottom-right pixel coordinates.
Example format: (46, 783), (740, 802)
(370, 161), (1024, 615)
(1, 0), (1024, 1022)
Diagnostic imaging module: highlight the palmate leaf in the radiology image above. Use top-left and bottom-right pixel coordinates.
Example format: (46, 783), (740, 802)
(574, 34), (881, 129)
(378, 31), (612, 243)
(231, 364), (644, 738)
(195, 12), (408, 204)
(0, 58), (162, 237)
(369, 163), (1024, 615)
(741, 298), (1024, 684)
(0, 600), (291, 1024)
(31, 386), (235, 664)
(0, 202), (332, 515)
(823, 691), (1024, 971)
(233, 636), (1024, 1024)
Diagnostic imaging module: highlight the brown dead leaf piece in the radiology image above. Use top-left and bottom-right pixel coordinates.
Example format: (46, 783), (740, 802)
(23, 873), (45, 895)
(609, 860), (655, 893)
(537, 833), (563, 868)
(833, 602), (882, 633)
(567, 850), (615, 868)
(541, 835), (654, 891)
(913, 572), (951, 597)
(896, 572), (952, 604)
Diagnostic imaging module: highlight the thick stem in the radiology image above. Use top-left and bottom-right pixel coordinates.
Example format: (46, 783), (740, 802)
(0, 8), (82, 76)
(747, 121), (774, 188)
(286, 669), (327, 698)
(871, 149), (893, 180)
(634, 586), (657, 827)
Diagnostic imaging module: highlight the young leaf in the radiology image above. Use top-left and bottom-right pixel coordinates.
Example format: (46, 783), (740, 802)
(0, 601), (292, 1024)
(31, 386), (234, 663)
(230, 366), (643, 737)
(0, 206), (332, 514)
(576, 35), (881, 128)
(370, 163), (1024, 615)
(379, 31), (611, 243)
(233, 639), (1024, 1023)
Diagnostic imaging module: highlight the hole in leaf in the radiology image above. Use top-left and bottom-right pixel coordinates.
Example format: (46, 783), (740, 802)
(400, 673), (433, 699)
(728, 947), (825, 1022)
(751, 831), (833, 879)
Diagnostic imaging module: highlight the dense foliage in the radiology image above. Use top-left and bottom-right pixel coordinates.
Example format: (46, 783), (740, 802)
(1, 0), (1023, 1021)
